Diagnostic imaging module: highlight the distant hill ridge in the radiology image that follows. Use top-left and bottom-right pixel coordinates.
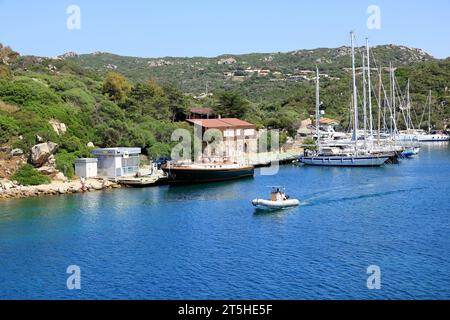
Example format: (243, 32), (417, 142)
(41, 44), (433, 96)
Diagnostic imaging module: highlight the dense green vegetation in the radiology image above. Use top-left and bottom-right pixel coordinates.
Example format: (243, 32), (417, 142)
(0, 43), (448, 180)
(60, 45), (448, 131)
(11, 164), (51, 186)
(64, 45), (433, 95)
(1, 51), (192, 170)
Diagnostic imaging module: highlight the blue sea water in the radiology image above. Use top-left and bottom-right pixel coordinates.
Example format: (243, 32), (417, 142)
(1, 143), (450, 300)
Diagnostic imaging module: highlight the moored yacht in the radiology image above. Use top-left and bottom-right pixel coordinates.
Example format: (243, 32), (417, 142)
(300, 153), (390, 167)
(299, 33), (391, 168)
(162, 162), (254, 185)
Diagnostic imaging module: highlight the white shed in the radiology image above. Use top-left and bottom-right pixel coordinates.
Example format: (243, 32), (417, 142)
(92, 148), (141, 178)
(75, 158), (98, 178)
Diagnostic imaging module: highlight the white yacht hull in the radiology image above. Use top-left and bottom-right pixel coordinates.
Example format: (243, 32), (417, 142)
(397, 133), (449, 142)
(416, 134), (449, 142)
(299, 155), (389, 167)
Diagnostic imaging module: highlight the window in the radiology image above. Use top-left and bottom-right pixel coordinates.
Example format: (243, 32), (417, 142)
(122, 155), (139, 175)
(244, 129), (254, 136)
(224, 129), (234, 138)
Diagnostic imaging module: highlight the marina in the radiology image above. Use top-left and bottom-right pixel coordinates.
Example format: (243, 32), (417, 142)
(1, 143), (449, 299)
(0, 1), (449, 304)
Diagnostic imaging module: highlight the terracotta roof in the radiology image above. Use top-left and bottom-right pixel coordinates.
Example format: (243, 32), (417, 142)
(190, 107), (214, 115)
(186, 118), (256, 128)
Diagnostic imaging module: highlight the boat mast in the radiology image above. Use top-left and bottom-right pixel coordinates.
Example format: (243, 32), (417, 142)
(362, 50), (368, 145)
(406, 79), (412, 131)
(428, 90), (432, 132)
(392, 65), (397, 136)
(351, 32), (359, 147)
(389, 62), (393, 134)
(378, 67), (382, 142)
(315, 66), (321, 150)
(366, 38), (373, 137)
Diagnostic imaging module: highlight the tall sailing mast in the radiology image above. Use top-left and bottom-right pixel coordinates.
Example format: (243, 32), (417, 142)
(406, 79), (414, 131)
(377, 67), (382, 142)
(389, 62), (393, 133)
(392, 65), (399, 136)
(362, 50), (368, 144)
(351, 32), (359, 146)
(428, 90), (432, 133)
(315, 66), (321, 150)
(366, 38), (373, 137)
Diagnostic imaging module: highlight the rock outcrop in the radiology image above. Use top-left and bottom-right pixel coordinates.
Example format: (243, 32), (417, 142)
(30, 142), (58, 167)
(53, 172), (67, 182)
(10, 148), (24, 156)
(49, 119), (67, 136)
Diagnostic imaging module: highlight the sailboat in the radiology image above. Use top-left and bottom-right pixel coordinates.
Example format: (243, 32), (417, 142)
(300, 33), (390, 167)
(398, 90), (449, 142)
(416, 91), (449, 142)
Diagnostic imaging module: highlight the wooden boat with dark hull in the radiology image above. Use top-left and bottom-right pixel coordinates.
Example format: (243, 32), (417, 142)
(161, 163), (255, 185)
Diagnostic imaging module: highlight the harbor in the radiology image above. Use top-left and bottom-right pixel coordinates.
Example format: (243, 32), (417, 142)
(1, 143), (449, 299)
(0, 0), (449, 304)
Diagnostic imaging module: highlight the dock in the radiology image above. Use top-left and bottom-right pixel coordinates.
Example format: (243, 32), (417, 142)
(247, 149), (303, 168)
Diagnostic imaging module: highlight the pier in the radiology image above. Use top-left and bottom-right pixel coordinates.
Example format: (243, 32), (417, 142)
(247, 149), (303, 168)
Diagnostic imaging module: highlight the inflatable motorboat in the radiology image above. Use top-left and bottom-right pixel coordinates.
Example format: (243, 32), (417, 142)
(252, 187), (300, 210)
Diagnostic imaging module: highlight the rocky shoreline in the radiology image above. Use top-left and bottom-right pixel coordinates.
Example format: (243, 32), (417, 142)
(0, 178), (122, 200)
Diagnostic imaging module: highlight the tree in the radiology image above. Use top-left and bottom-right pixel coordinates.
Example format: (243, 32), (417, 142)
(131, 79), (164, 102)
(0, 44), (19, 65)
(0, 43), (19, 79)
(163, 83), (188, 122)
(102, 72), (132, 102)
(214, 91), (249, 118)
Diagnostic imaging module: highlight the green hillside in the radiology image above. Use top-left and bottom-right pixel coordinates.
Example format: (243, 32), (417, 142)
(0, 43), (449, 179)
(60, 45), (433, 97)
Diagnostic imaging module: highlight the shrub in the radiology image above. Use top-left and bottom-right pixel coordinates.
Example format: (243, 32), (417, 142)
(10, 111), (59, 149)
(0, 65), (11, 79)
(11, 164), (51, 186)
(0, 114), (19, 143)
(60, 135), (83, 153)
(55, 150), (77, 179)
(303, 137), (317, 151)
(0, 78), (61, 107)
(49, 77), (87, 92)
(148, 142), (172, 158)
(61, 88), (95, 108)
(102, 72), (131, 102)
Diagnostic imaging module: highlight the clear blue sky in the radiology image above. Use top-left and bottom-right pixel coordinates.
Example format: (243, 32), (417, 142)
(0, 0), (449, 58)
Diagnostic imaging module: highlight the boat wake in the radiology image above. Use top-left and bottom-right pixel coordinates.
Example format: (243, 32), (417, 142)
(300, 186), (425, 208)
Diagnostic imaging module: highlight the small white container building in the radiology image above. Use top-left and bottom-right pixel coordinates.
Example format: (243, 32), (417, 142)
(92, 147), (141, 178)
(74, 158), (98, 178)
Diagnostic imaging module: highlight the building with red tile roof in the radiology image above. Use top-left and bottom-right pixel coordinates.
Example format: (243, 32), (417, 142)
(186, 118), (257, 162)
(188, 107), (215, 119)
